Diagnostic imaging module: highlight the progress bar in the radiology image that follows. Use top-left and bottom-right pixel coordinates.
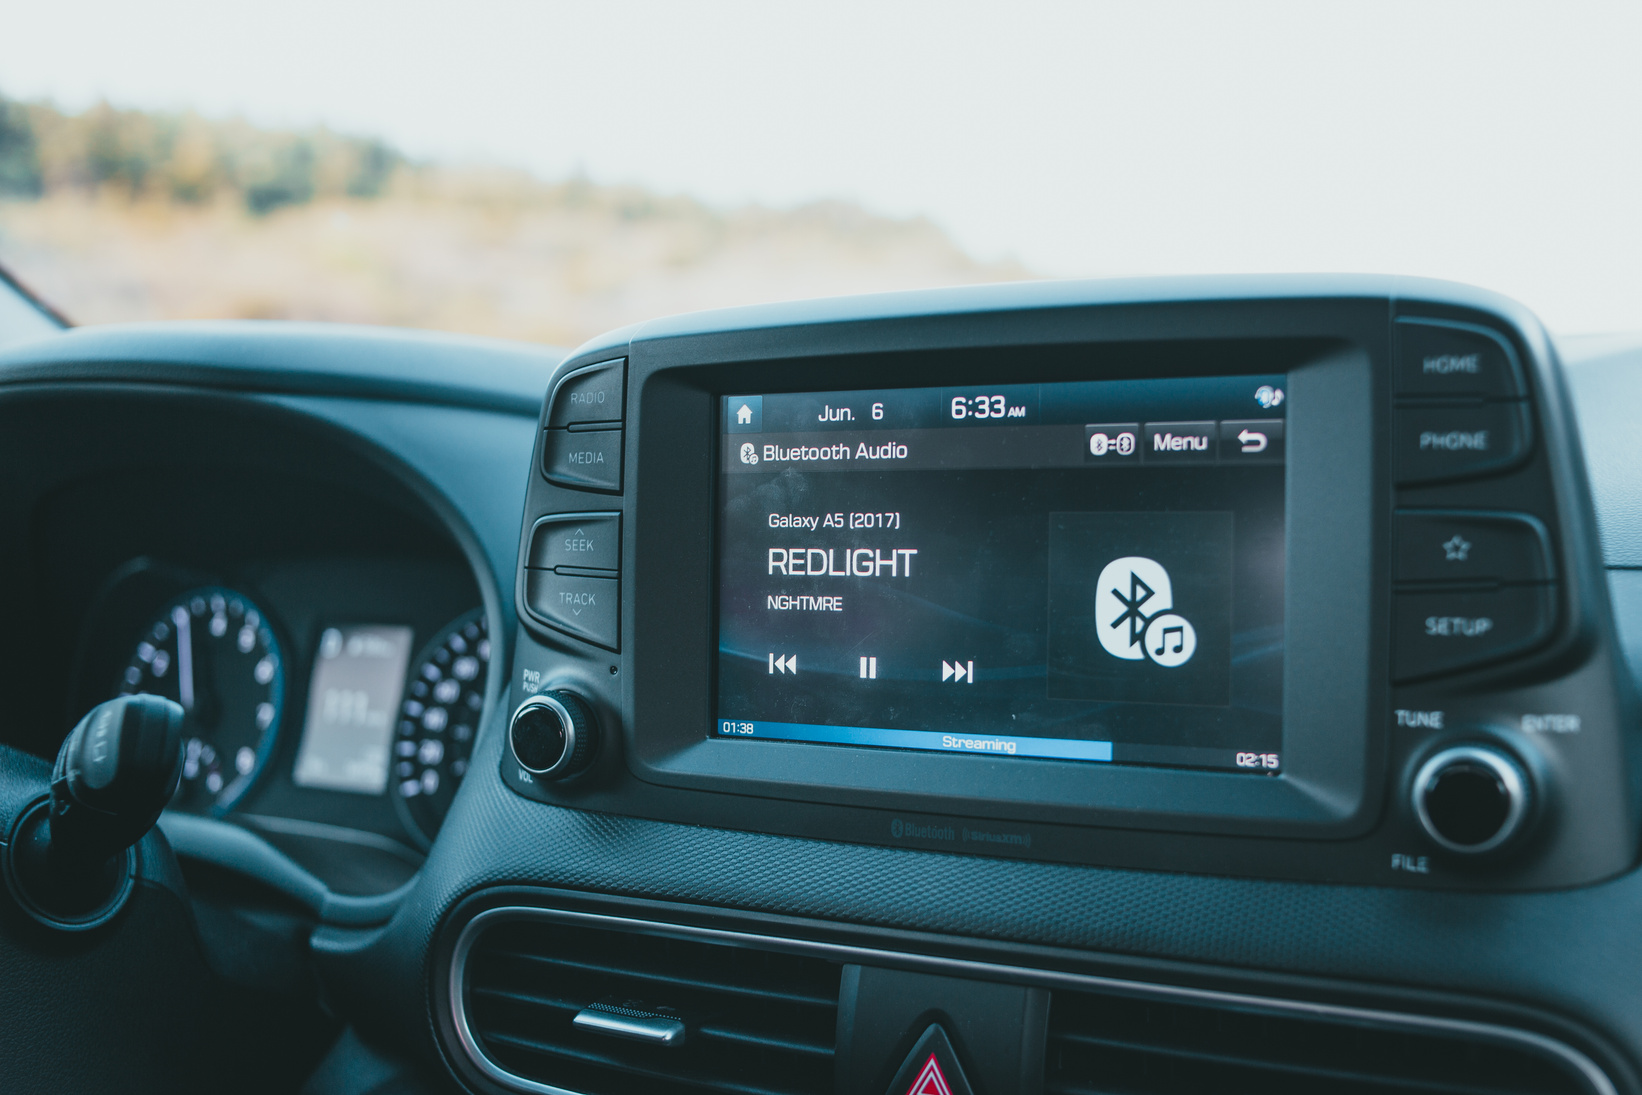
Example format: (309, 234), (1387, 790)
(715, 718), (1113, 762)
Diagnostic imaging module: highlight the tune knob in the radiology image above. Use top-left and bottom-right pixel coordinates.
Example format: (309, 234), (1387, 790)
(1411, 744), (1532, 854)
(509, 691), (597, 780)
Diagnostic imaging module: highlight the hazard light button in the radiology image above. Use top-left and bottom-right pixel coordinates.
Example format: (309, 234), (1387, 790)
(885, 1024), (975, 1095)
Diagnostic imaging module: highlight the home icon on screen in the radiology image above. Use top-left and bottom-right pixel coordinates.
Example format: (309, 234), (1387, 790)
(726, 395), (763, 432)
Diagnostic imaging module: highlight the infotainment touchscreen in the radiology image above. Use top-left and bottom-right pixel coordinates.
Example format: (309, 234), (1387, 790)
(714, 375), (1287, 775)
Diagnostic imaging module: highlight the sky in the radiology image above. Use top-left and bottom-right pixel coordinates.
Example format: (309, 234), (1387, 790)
(3, 0), (1642, 333)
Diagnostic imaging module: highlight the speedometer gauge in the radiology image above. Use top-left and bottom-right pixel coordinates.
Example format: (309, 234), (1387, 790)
(393, 610), (488, 847)
(119, 586), (285, 813)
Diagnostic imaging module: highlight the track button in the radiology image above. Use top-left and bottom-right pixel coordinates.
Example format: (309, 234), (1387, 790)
(525, 571), (619, 649)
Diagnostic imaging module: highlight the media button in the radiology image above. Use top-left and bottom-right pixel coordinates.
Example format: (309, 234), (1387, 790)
(542, 427), (623, 492)
(1219, 419), (1285, 462)
(1142, 421), (1217, 464)
(1084, 423), (1140, 463)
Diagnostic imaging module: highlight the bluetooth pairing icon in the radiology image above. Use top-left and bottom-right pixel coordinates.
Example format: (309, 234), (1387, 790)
(1095, 556), (1197, 668)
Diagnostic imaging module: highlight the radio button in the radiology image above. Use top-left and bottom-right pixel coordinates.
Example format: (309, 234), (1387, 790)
(1392, 586), (1553, 681)
(543, 428), (623, 492)
(1396, 319), (1525, 399)
(1394, 511), (1553, 584)
(528, 513), (620, 573)
(547, 358), (624, 427)
(524, 571), (619, 650)
(1394, 403), (1531, 485)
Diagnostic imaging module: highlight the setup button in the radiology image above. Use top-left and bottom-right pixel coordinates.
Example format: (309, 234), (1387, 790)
(1392, 586), (1553, 681)
(524, 572), (619, 650)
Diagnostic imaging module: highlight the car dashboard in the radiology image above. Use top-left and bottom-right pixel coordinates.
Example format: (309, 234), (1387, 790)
(5, 280), (1642, 1095)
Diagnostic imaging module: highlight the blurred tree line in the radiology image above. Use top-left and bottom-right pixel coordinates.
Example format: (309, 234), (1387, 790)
(0, 93), (400, 213)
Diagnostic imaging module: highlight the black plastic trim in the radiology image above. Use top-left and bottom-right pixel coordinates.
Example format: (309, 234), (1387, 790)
(438, 898), (1621, 1095)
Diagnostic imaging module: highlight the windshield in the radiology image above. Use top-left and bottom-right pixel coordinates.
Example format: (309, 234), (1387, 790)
(2, 3), (1639, 346)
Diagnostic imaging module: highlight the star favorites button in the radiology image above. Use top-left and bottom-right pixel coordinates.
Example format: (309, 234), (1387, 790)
(1394, 510), (1553, 584)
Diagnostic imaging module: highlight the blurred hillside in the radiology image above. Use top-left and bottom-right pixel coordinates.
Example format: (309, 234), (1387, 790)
(0, 96), (1029, 346)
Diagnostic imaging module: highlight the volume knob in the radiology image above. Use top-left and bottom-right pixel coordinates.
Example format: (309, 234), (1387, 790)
(509, 691), (598, 780)
(1411, 744), (1531, 854)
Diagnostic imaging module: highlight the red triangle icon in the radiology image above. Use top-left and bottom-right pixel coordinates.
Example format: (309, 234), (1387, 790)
(906, 1053), (953, 1095)
(883, 1022), (975, 1095)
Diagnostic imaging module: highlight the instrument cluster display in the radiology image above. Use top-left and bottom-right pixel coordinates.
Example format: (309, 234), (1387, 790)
(99, 562), (486, 847)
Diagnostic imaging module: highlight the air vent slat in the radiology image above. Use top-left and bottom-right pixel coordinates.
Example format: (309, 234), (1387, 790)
(483, 1030), (800, 1095)
(490, 948), (837, 1008)
(470, 984), (581, 1014)
(1047, 990), (1591, 1095)
(694, 1022), (834, 1058)
(1049, 1029), (1521, 1095)
(461, 916), (840, 1095)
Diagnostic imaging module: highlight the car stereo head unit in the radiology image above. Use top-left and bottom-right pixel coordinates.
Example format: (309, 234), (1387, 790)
(503, 277), (1639, 892)
(715, 376), (1287, 776)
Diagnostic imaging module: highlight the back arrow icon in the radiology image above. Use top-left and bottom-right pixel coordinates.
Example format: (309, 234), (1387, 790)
(1237, 429), (1268, 453)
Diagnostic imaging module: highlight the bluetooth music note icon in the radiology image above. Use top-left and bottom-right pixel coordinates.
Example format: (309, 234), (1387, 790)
(1155, 625), (1185, 657)
(1142, 613), (1196, 668)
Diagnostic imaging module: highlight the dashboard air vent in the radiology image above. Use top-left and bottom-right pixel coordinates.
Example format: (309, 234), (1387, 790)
(462, 917), (842, 1095)
(1045, 988), (1593, 1095)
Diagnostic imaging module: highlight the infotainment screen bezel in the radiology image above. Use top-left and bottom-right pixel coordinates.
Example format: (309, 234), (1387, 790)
(622, 298), (1391, 840)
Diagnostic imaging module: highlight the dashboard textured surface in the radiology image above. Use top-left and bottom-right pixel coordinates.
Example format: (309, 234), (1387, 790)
(325, 693), (1642, 1083)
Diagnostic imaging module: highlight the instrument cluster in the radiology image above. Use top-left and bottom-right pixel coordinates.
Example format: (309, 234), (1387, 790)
(77, 556), (488, 854)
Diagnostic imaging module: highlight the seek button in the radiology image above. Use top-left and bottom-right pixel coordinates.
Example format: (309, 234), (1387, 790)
(528, 513), (620, 572)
